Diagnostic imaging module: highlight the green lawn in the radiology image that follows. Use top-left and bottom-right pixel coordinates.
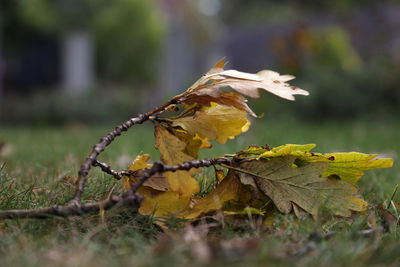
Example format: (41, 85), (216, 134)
(0, 118), (399, 266)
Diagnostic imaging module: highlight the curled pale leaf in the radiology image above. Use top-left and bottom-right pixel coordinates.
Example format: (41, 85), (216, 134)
(170, 58), (309, 119)
(175, 58), (308, 119)
(185, 59), (308, 100)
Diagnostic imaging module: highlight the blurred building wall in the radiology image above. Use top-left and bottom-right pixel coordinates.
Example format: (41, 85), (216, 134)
(61, 30), (93, 94)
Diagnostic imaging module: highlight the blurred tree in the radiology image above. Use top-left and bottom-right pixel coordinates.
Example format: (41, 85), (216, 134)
(93, 0), (164, 83)
(219, 0), (400, 119)
(18, 0), (164, 93)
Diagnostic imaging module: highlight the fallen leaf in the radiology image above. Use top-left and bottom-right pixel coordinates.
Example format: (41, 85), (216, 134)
(139, 171), (240, 219)
(173, 128), (211, 158)
(183, 172), (240, 219)
(309, 152), (394, 184)
(237, 144), (394, 184)
(233, 156), (367, 217)
(182, 91), (257, 117)
(138, 188), (190, 218)
(176, 58), (308, 108)
(171, 103), (250, 144)
(123, 154), (170, 192)
(155, 126), (200, 197)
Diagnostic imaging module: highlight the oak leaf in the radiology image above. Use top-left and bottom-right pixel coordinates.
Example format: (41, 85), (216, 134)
(175, 58), (309, 118)
(307, 152), (394, 184)
(237, 144), (393, 184)
(181, 91), (257, 118)
(173, 128), (211, 158)
(138, 171), (240, 220)
(186, 59), (309, 100)
(122, 154), (169, 192)
(155, 126), (201, 197)
(170, 103), (250, 144)
(233, 156), (367, 217)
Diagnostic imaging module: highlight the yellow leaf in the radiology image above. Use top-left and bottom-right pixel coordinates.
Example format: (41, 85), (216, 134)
(138, 172), (240, 220)
(171, 103), (250, 144)
(122, 154), (170, 192)
(139, 188), (190, 218)
(258, 144), (316, 159)
(173, 129), (211, 158)
(238, 144), (393, 184)
(182, 172), (240, 219)
(271, 144), (316, 153)
(236, 145), (272, 157)
(122, 154), (151, 191)
(310, 152), (394, 184)
(258, 145), (292, 158)
(155, 126), (200, 197)
(215, 168), (225, 183)
(223, 207), (265, 216)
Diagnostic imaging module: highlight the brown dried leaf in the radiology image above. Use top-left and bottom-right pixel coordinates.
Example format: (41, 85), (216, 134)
(377, 203), (398, 232)
(182, 91), (257, 117)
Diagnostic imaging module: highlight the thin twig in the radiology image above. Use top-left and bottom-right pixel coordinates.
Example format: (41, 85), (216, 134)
(93, 160), (123, 180)
(71, 100), (177, 203)
(93, 157), (232, 181)
(0, 195), (125, 219)
(126, 158), (231, 193)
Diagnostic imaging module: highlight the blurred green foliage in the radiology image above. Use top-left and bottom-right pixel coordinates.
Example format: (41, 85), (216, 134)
(17, 0), (164, 83)
(295, 27), (400, 119)
(2, 0), (400, 124)
(221, 0), (400, 120)
(0, 87), (146, 125)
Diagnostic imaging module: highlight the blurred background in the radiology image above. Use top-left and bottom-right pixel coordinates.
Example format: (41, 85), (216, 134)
(1, 0), (400, 125)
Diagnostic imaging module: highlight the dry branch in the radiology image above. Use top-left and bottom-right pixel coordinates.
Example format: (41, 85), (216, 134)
(72, 100), (177, 203)
(0, 158), (230, 219)
(93, 160), (123, 180)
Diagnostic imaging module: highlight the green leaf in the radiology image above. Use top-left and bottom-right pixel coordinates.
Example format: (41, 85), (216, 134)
(237, 144), (393, 184)
(233, 156), (367, 217)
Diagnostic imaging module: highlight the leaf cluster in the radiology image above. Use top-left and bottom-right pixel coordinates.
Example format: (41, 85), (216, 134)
(123, 59), (393, 224)
(0, 58), (393, 224)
